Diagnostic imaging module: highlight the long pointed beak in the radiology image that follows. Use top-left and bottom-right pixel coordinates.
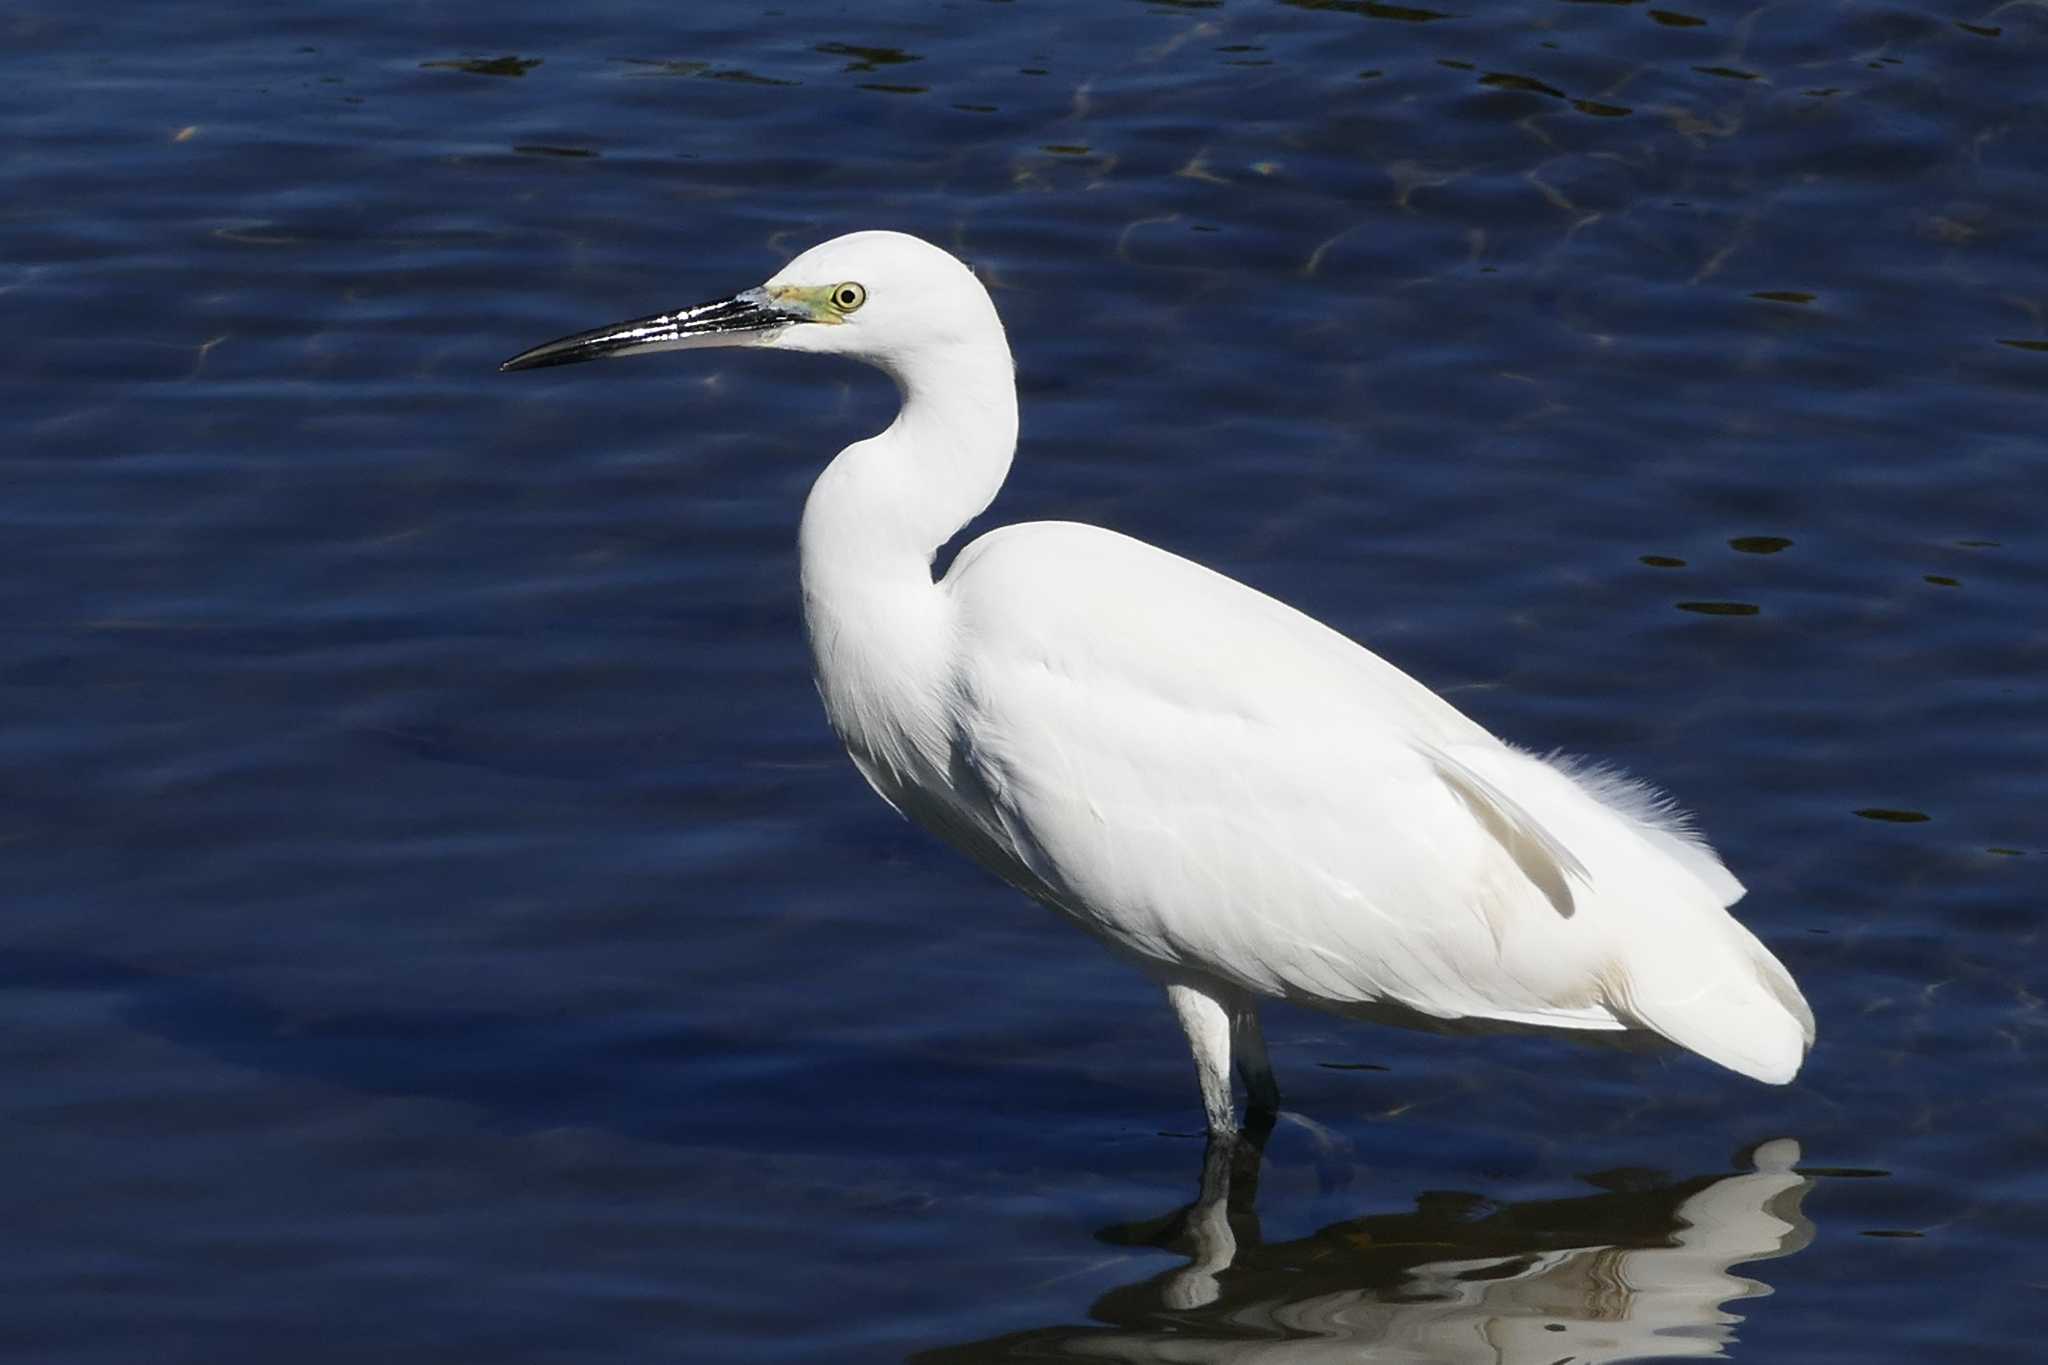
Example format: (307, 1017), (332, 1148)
(499, 287), (801, 372)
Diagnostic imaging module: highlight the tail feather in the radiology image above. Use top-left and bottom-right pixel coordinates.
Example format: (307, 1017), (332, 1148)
(1536, 750), (1747, 906)
(1751, 934), (1818, 1047)
(1605, 926), (1814, 1084)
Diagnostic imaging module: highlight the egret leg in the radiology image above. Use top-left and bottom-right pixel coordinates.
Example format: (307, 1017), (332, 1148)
(1164, 980), (1237, 1136)
(1233, 1007), (1281, 1117)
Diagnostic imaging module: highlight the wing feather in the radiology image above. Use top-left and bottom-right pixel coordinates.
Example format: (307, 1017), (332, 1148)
(1422, 743), (1588, 919)
(932, 520), (1810, 1069)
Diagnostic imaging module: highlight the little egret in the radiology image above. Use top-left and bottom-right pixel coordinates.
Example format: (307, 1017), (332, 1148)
(503, 231), (1814, 1136)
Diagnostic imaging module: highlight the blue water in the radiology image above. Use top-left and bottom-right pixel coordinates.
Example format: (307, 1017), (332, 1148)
(5, 1), (2044, 1359)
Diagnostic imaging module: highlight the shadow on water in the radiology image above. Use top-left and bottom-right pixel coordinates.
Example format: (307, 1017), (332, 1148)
(917, 1119), (1814, 1364)
(0, 947), (1134, 1156)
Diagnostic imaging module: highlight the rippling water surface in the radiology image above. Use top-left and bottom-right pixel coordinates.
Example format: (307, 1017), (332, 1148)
(5, 1), (2045, 1360)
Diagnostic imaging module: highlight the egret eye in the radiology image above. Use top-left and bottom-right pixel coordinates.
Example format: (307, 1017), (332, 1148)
(830, 282), (867, 313)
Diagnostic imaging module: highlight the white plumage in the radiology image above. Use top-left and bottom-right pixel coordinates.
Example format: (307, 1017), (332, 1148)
(503, 230), (1815, 1136)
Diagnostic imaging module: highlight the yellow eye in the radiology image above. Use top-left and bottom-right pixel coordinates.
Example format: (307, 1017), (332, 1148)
(830, 281), (867, 313)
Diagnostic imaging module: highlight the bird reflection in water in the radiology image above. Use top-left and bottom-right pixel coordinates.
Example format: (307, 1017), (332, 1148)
(917, 1131), (1813, 1364)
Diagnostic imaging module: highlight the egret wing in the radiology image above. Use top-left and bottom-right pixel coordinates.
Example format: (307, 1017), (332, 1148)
(943, 522), (1613, 1026)
(940, 520), (1812, 1077)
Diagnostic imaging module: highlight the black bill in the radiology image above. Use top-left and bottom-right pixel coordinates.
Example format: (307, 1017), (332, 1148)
(499, 287), (802, 372)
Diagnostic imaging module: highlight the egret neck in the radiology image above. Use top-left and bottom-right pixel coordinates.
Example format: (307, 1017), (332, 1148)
(797, 319), (1019, 790)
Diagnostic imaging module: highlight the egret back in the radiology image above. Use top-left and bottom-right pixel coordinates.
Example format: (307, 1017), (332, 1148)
(932, 520), (1812, 1080)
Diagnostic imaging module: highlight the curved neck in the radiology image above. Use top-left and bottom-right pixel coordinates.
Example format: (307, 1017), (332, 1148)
(798, 335), (1018, 599)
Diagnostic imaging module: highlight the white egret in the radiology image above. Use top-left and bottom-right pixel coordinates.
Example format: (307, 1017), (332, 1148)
(502, 231), (1814, 1136)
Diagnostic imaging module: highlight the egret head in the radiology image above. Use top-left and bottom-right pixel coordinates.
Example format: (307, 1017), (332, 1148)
(499, 230), (1003, 377)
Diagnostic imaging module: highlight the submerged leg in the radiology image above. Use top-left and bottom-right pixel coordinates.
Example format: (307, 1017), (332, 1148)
(1164, 979), (1237, 1137)
(1233, 1006), (1281, 1117)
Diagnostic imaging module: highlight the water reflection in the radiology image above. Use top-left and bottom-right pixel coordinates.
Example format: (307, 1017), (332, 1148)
(920, 1131), (1812, 1363)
